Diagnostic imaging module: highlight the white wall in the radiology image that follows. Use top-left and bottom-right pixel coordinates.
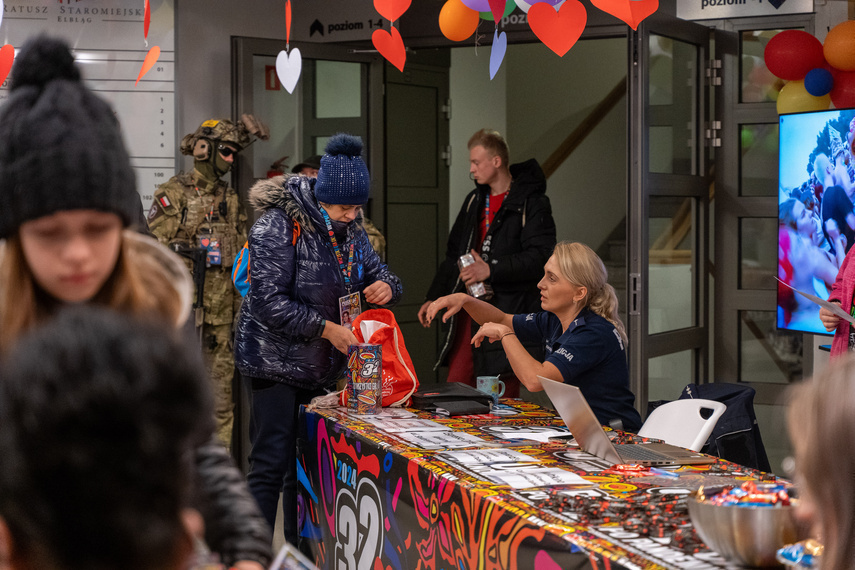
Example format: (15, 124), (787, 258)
(449, 48), (507, 228)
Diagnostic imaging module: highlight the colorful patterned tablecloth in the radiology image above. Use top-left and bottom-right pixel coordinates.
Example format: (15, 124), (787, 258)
(297, 399), (776, 570)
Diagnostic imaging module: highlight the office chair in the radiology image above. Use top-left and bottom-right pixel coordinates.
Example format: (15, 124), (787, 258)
(637, 399), (727, 452)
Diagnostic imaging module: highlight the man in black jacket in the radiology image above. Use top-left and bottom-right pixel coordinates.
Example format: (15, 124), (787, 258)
(418, 129), (556, 396)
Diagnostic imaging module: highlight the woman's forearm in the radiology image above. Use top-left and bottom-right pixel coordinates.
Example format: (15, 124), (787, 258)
(462, 295), (513, 328)
(500, 333), (560, 391)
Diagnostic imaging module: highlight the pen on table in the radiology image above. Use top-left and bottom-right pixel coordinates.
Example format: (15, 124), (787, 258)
(649, 467), (681, 478)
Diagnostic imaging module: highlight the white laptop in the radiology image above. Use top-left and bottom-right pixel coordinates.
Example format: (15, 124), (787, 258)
(539, 376), (716, 466)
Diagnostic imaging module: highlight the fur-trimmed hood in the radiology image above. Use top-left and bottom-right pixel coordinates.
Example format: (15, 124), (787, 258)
(248, 174), (365, 240)
(248, 175), (317, 234)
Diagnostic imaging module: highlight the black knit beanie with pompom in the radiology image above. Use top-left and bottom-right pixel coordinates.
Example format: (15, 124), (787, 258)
(0, 35), (139, 238)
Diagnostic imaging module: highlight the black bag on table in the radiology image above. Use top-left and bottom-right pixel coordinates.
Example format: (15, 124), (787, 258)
(410, 383), (493, 416)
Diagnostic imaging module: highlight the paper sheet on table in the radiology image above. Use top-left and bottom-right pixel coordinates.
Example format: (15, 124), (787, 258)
(487, 468), (589, 489)
(439, 449), (540, 465)
(776, 277), (855, 325)
(492, 428), (571, 443)
(361, 418), (449, 432)
(396, 430), (488, 450)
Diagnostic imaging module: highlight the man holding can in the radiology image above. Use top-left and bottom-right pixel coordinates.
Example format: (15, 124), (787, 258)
(417, 128), (556, 396)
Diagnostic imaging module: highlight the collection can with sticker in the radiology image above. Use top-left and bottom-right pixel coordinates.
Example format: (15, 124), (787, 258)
(346, 343), (382, 414)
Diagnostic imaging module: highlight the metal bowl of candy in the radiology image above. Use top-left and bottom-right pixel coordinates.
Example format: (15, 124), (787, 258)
(687, 482), (809, 567)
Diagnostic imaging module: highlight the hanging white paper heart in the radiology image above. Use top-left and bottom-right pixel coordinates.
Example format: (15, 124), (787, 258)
(275, 48), (302, 94)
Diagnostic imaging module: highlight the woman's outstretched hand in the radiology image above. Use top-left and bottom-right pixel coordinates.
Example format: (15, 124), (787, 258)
(471, 322), (512, 348)
(424, 293), (469, 325)
(321, 321), (358, 354)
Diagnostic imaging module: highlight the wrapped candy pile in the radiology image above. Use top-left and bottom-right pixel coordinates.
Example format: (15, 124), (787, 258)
(701, 481), (793, 507)
(776, 539), (824, 568)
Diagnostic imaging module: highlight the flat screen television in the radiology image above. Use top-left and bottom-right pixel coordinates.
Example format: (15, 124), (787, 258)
(778, 107), (855, 335)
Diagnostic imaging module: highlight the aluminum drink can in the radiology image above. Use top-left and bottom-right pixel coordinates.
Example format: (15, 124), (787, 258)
(347, 343), (383, 414)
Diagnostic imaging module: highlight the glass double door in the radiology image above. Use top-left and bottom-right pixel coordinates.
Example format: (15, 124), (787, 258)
(628, 16), (713, 412)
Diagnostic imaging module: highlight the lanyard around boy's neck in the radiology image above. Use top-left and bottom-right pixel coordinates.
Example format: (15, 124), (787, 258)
(319, 206), (354, 292)
(484, 185), (509, 232)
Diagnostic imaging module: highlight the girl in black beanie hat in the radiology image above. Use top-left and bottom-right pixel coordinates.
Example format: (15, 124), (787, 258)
(0, 34), (181, 349)
(0, 35), (272, 570)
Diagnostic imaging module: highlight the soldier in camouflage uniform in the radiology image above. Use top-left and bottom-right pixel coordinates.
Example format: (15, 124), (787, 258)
(148, 116), (267, 449)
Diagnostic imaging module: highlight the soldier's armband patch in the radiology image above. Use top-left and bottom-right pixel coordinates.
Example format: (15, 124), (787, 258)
(150, 189), (180, 218)
(157, 194), (173, 210)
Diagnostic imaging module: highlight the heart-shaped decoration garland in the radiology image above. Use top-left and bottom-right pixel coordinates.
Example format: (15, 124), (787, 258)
(374, 0), (412, 22)
(372, 27), (406, 72)
(276, 48), (302, 94)
(488, 0), (506, 24)
(528, 0), (587, 57)
(590, 0), (658, 30)
(0, 45), (15, 88)
(489, 29), (507, 80)
(135, 46), (160, 85)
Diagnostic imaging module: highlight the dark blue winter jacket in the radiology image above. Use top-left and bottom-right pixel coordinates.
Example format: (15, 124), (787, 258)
(234, 175), (402, 389)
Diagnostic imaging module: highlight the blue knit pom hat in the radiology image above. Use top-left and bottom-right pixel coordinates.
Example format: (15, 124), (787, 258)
(314, 133), (370, 205)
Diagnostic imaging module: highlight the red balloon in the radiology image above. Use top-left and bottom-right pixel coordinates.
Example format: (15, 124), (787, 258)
(831, 68), (855, 109)
(764, 30), (825, 81)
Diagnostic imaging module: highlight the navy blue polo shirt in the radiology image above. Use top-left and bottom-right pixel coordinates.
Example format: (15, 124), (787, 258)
(512, 308), (642, 432)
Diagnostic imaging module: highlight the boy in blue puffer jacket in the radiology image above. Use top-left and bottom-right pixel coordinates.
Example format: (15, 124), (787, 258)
(234, 133), (402, 547)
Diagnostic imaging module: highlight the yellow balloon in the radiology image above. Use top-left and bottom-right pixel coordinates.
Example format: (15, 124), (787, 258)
(776, 80), (831, 114)
(439, 0), (480, 42)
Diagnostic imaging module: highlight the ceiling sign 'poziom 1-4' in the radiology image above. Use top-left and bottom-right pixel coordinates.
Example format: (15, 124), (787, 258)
(676, 0), (813, 21)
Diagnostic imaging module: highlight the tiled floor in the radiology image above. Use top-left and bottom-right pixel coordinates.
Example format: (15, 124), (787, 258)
(272, 493), (286, 552)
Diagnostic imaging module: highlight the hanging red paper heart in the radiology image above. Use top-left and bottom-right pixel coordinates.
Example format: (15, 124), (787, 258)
(0, 44), (14, 87)
(372, 27), (406, 72)
(488, 0), (506, 24)
(374, 0), (412, 22)
(590, 0), (658, 30)
(528, 0), (587, 57)
(144, 0), (150, 39)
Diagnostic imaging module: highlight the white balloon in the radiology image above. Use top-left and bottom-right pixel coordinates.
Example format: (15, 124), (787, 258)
(514, 0), (565, 13)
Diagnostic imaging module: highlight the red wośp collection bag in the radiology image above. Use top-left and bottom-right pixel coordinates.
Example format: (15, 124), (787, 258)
(339, 309), (419, 408)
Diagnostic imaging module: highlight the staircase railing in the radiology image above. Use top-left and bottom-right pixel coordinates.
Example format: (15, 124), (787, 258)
(541, 77), (628, 179)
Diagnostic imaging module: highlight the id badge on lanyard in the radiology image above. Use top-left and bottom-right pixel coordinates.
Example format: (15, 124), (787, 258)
(339, 292), (361, 328)
(320, 206), (361, 327)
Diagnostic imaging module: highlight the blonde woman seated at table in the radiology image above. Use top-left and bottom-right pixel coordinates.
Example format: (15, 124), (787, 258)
(427, 241), (642, 432)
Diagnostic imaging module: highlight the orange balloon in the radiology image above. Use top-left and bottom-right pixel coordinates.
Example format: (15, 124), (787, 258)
(439, 0), (480, 42)
(824, 20), (855, 71)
